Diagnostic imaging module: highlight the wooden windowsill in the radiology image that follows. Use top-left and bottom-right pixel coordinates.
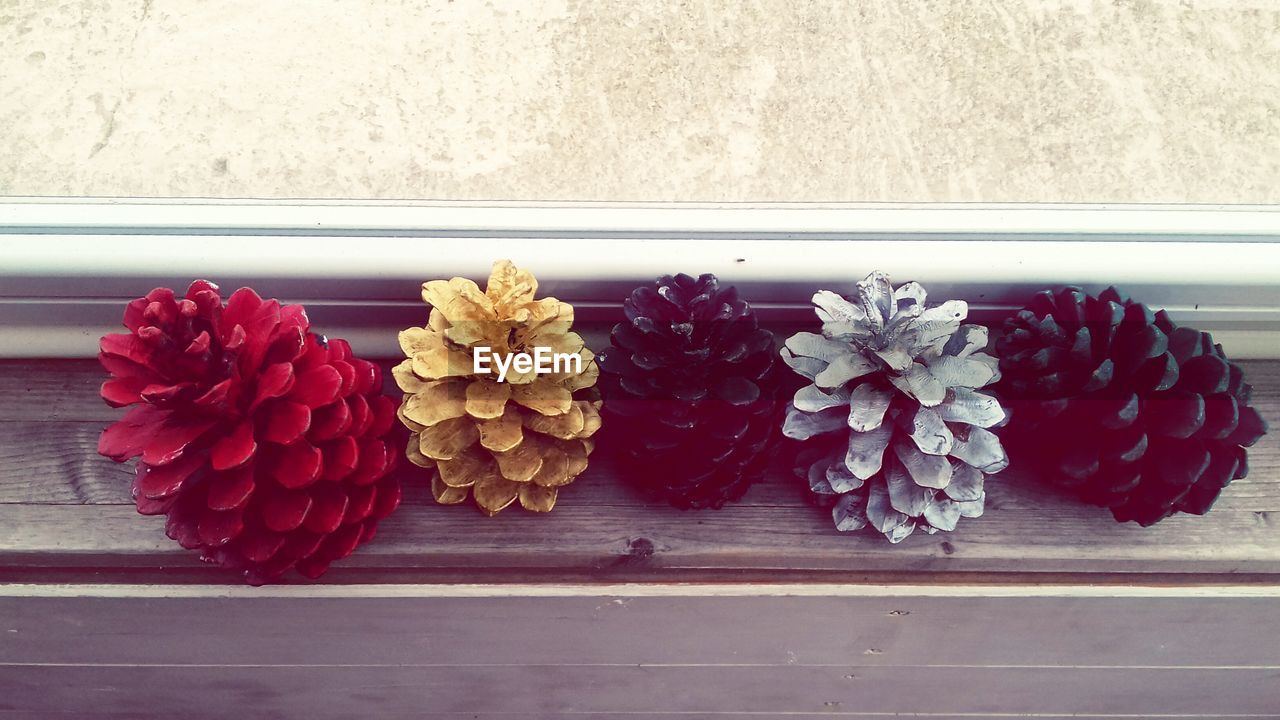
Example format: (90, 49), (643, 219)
(2, 355), (1276, 587)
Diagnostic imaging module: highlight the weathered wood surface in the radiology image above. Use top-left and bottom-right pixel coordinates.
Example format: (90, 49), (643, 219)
(0, 359), (1277, 581)
(2, 666), (1277, 717)
(1, 593), (1278, 718)
(7, 587), (1269, 718)
(2, 356), (1279, 719)
(9, 594), (1280, 667)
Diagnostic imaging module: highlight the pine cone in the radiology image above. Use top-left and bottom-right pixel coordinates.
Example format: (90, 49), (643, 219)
(597, 273), (782, 509)
(97, 281), (400, 584)
(997, 286), (1268, 525)
(395, 260), (601, 515)
(780, 272), (1008, 543)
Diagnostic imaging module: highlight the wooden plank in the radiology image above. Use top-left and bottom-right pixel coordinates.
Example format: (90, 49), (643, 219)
(0, 665), (1276, 716)
(0, 359), (1275, 579)
(0, 716), (1254, 720)
(0, 424), (134, 504)
(4, 355), (1274, 430)
(0, 422), (811, 507)
(0, 707), (1259, 712)
(0, 715), (1250, 720)
(0, 360), (117, 423)
(5, 595), (1280, 668)
(0, 358), (1276, 514)
(1, 419), (1277, 514)
(6, 420), (1278, 515)
(1, 502), (1277, 577)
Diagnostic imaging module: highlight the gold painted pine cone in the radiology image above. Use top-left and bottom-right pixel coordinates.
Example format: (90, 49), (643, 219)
(395, 260), (602, 515)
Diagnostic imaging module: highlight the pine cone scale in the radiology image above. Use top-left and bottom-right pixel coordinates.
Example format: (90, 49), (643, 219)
(997, 286), (1268, 526)
(97, 282), (401, 583)
(397, 261), (601, 514)
(599, 273), (784, 509)
(783, 272), (1009, 543)
(206, 464), (254, 510)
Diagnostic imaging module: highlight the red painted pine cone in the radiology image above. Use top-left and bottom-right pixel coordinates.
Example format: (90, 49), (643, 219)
(97, 281), (401, 584)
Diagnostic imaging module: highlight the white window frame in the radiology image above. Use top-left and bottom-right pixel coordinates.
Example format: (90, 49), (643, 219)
(2, 198), (1278, 358)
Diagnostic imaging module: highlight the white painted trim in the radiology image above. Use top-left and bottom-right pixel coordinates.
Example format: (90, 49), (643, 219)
(3, 236), (1279, 286)
(3, 198), (1280, 238)
(1, 201), (1277, 358)
(3, 583), (1279, 599)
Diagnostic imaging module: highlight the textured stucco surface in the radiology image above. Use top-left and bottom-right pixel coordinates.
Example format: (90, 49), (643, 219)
(1, 0), (1278, 202)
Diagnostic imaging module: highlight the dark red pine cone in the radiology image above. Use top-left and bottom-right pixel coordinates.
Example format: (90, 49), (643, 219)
(598, 273), (783, 509)
(97, 281), (400, 584)
(997, 287), (1267, 526)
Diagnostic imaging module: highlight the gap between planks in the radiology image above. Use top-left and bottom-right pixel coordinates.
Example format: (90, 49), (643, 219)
(4, 582), (1280, 598)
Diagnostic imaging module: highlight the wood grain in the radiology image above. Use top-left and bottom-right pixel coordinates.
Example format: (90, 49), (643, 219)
(0, 707), (1249, 712)
(3, 421), (1277, 511)
(0, 360), (119, 422)
(1, 359), (1278, 719)
(2, 502), (1278, 576)
(7, 595), (1280, 667)
(0, 359), (1277, 580)
(0, 665), (1276, 717)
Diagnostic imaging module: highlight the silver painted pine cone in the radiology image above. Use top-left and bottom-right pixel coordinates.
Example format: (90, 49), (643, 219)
(780, 272), (1009, 543)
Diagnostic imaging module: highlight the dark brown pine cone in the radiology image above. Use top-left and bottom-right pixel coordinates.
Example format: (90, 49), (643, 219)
(997, 286), (1267, 526)
(598, 273), (783, 509)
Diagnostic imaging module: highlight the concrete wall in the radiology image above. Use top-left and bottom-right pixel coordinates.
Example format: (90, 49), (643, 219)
(2, 0), (1278, 202)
